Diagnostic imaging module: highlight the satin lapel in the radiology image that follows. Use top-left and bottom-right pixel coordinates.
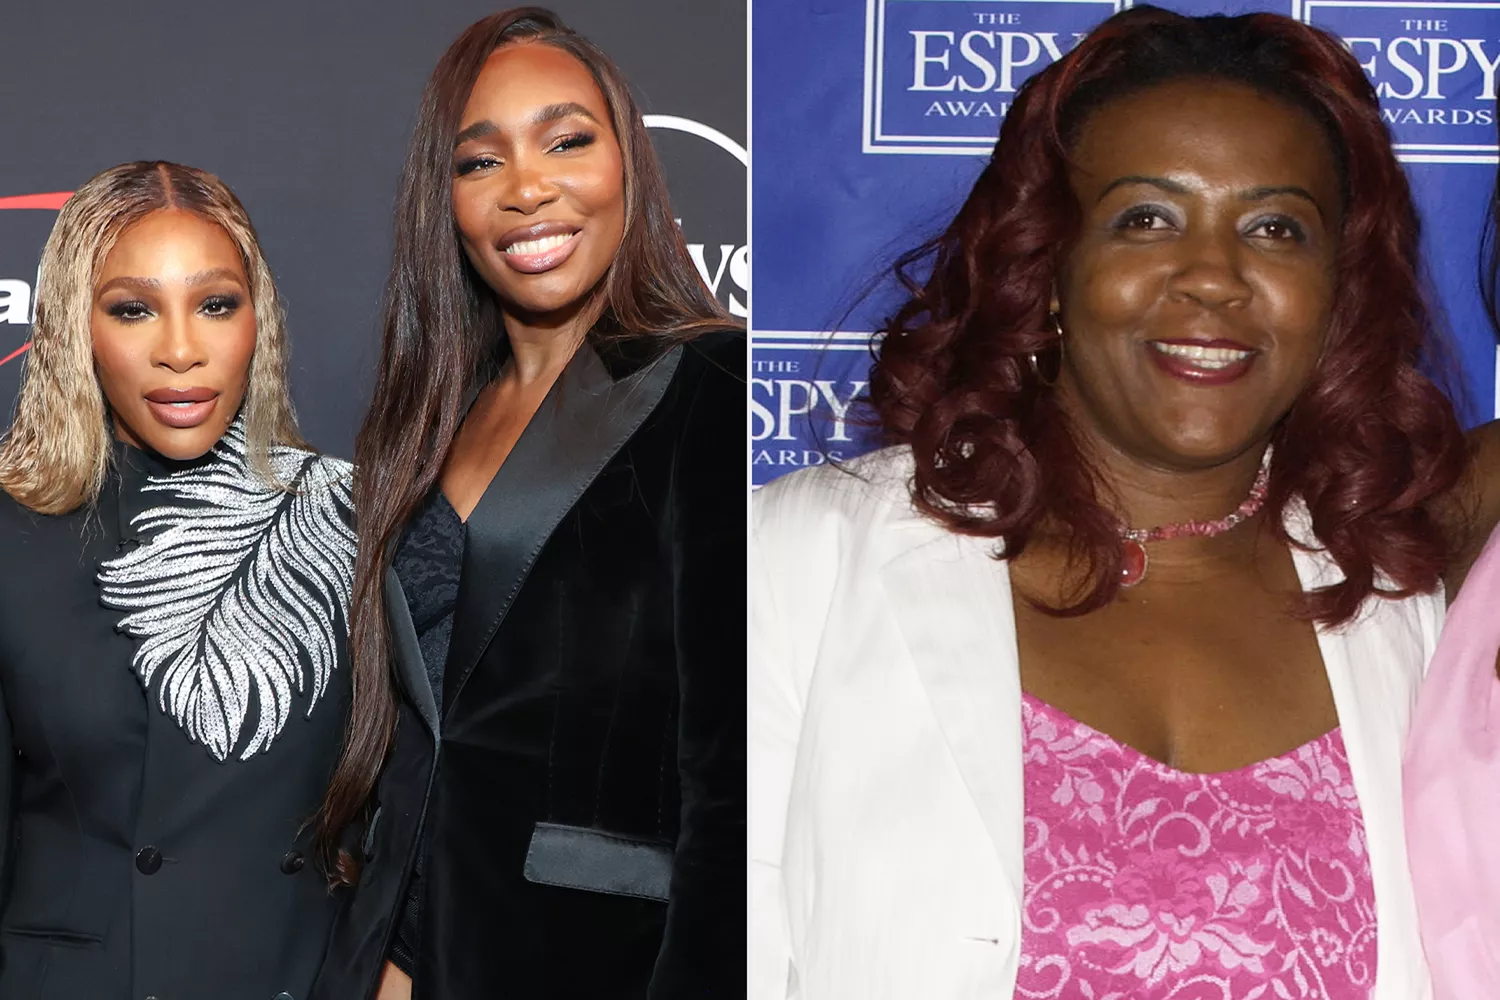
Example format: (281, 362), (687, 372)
(878, 518), (1026, 901)
(384, 566), (439, 743)
(1287, 504), (1433, 1000)
(443, 344), (683, 715)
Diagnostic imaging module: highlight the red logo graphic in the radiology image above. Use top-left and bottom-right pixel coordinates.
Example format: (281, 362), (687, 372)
(0, 192), (70, 211)
(1, 191), (72, 367)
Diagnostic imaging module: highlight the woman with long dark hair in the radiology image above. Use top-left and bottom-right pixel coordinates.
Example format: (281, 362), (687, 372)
(310, 9), (744, 999)
(752, 8), (1468, 998)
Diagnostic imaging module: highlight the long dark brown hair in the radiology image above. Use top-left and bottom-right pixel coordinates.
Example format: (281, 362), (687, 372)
(870, 6), (1465, 624)
(314, 7), (735, 882)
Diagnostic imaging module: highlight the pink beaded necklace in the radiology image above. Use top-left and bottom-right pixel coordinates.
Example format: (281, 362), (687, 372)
(1117, 449), (1272, 588)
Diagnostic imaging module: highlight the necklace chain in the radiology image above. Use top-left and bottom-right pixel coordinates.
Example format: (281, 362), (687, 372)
(1116, 449), (1272, 589)
(1119, 449), (1272, 543)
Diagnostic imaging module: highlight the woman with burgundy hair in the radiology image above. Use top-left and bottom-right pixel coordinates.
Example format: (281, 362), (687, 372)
(752, 6), (1466, 999)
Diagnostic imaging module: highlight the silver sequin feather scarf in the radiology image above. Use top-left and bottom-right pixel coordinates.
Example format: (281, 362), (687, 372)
(98, 420), (356, 762)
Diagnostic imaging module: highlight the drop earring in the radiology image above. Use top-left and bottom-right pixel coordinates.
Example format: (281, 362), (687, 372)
(1027, 312), (1065, 386)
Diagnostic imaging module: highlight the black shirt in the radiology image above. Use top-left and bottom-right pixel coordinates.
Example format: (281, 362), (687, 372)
(0, 426), (356, 1000)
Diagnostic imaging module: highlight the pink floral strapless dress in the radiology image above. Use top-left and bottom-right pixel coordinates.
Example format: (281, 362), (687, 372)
(1016, 693), (1376, 1000)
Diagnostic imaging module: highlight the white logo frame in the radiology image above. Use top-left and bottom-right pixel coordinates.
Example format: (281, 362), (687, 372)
(1297, 0), (1497, 164)
(862, 0), (1129, 155)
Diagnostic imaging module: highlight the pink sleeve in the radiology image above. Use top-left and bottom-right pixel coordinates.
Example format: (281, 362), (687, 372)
(1405, 524), (1500, 999)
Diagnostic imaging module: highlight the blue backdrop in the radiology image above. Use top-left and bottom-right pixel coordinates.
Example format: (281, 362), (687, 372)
(751, 0), (1500, 486)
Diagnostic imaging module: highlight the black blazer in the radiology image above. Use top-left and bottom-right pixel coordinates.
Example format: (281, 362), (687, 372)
(0, 435), (355, 1000)
(313, 331), (746, 999)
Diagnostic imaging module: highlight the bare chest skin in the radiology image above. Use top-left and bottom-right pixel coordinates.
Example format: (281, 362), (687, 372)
(1009, 524), (1336, 773)
(438, 369), (559, 522)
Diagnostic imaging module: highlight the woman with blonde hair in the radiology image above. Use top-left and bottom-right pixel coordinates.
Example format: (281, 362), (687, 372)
(0, 160), (356, 1000)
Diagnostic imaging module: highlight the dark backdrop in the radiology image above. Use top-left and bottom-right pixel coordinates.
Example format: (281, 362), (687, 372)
(0, 0), (746, 457)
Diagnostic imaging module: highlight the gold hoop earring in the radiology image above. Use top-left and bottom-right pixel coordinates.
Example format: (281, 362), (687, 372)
(1027, 313), (1064, 386)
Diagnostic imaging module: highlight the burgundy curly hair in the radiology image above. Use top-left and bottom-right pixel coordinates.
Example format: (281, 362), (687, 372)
(868, 4), (1466, 624)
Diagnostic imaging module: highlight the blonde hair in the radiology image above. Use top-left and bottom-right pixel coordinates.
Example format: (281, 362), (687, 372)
(0, 161), (306, 514)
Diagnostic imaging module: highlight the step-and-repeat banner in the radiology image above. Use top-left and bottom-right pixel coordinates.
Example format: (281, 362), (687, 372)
(752, 0), (1500, 486)
(0, 0), (744, 459)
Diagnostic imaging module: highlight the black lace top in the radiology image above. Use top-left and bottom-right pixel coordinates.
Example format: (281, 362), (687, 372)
(387, 487), (464, 976)
(392, 488), (465, 703)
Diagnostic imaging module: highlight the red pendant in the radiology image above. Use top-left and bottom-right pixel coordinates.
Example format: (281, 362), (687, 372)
(1120, 539), (1148, 588)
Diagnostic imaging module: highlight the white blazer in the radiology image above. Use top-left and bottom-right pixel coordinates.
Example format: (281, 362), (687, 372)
(750, 447), (1438, 1000)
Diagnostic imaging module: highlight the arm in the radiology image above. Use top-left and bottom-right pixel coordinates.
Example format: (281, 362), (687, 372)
(744, 452), (846, 999)
(1442, 420), (1500, 597)
(648, 348), (747, 998)
(0, 681), (15, 980)
(374, 962), (411, 1000)
(747, 512), (799, 1000)
(0, 684), (12, 914)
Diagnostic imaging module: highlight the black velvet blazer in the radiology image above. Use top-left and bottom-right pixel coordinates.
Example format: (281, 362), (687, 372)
(313, 330), (746, 1000)
(0, 433), (355, 1000)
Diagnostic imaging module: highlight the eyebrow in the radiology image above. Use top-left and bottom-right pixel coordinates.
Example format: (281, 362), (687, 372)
(1098, 175), (1325, 217)
(1097, 175), (1192, 201)
(452, 101), (601, 148)
(97, 268), (244, 294)
(1238, 184), (1323, 216)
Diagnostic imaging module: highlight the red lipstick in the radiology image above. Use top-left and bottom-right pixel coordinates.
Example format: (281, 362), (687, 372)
(1146, 339), (1259, 386)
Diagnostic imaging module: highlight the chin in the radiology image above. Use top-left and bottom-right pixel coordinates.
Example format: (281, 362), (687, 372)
(149, 441), (219, 462)
(490, 275), (593, 317)
(139, 427), (225, 463)
(506, 288), (584, 317)
(1151, 436), (1265, 469)
(1142, 411), (1271, 460)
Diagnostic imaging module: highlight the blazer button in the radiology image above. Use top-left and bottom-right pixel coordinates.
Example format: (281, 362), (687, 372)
(279, 851), (305, 875)
(135, 846), (162, 875)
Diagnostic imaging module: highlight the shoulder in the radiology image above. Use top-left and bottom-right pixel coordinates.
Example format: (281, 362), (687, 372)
(682, 327), (745, 378)
(666, 327), (745, 402)
(752, 449), (940, 705)
(630, 330), (744, 445)
(268, 445), (356, 531)
(1440, 419), (1500, 593)
(603, 328), (743, 383)
(0, 488), (39, 530)
(0, 491), (47, 565)
(754, 447), (920, 573)
(273, 446), (352, 492)
(0, 485), (88, 544)
(1420, 524), (1500, 666)
(0, 488), (103, 613)
(1286, 503), (1444, 682)
(755, 447), (914, 531)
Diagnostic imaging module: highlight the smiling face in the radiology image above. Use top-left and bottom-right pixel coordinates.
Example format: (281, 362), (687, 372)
(450, 40), (626, 331)
(91, 208), (257, 460)
(1053, 78), (1342, 471)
